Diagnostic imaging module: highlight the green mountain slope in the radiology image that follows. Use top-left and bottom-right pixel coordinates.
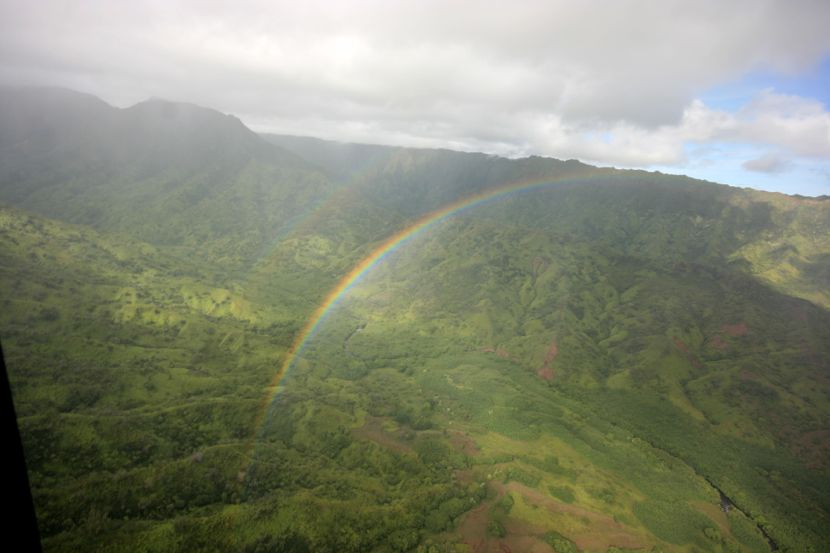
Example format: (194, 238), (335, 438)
(259, 136), (830, 309)
(1, 91), (829, 553)
(0, 88), (334, 272)
(311, 193), (830, 545)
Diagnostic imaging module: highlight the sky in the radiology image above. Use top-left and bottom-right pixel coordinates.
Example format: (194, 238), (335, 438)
(1, 1), (829, 196)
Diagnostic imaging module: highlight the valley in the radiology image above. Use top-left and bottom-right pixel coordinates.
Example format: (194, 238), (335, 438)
(0, 88), (828, 553)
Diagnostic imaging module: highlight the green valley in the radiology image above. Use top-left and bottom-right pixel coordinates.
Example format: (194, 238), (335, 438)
(1, 88), (828, 553)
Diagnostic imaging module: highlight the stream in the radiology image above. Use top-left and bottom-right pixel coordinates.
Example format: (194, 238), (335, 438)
(343, 323), (367, 360)
(630, 436), (781, 552)
(707, 480), (779, 552)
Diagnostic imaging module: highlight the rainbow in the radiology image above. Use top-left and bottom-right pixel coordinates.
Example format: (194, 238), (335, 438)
(252, 169), (608, 434)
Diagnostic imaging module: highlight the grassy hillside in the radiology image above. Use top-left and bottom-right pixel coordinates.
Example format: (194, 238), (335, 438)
(1, 92), (829, 552)
(314, 193), (830, 549)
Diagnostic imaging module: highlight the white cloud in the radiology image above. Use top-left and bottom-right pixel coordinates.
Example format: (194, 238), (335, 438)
(735, 91), (830, 157)
(1, 0), (829, 180)
(533, 91), (830, 168)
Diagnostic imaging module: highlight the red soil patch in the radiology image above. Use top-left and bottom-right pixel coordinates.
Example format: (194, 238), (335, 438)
(456, 497), (553, 553)
(537, 367), (554, 381)
(673, 338), (702, 369)
(457, 501), (495, 553)
(721, 322), (748, 336)
(352, 416), (414, 455)
(710, 335), (728, 350)
(497, 533), (550, 553)
(537, 337), (558, 381)
(740, 369), (760, 381)
(449, 430), (481, 457)
(542, 338), (559, 366)
(673, 338), (690, 354)
(455, 469), (476, 485)
(794, 429), (830, 470)
(481, 346), (510, 358)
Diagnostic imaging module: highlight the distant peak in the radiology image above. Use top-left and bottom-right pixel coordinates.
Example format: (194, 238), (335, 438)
(0, 85), (113, 107)
(130, 97), (212, 112)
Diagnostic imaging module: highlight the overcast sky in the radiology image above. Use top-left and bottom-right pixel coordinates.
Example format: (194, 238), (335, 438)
(2, 0), (829, 195)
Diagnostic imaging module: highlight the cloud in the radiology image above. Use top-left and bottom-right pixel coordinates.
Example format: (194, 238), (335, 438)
(735, 91), (830, 157)
(1, 0), (829, 175)
(689, 91), (830, 161)
(548, 91), (830, 168)
(742, 153), (793, 174)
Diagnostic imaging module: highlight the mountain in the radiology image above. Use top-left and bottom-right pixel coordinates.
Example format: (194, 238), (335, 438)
(0, 87), (332, 272)
(1, 89), (829, 553)
(262, 133), (402, 183)
(261, 133), (830, 310)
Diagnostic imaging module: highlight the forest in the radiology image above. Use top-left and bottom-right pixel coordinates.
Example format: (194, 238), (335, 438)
(0, 87), (828, 552)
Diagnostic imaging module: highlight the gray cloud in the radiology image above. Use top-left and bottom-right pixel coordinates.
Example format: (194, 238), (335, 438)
(742, 153), (793, 174)
(1, 0), (829, 168)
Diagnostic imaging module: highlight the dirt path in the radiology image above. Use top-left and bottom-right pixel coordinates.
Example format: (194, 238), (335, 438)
(537, 337), (558, 381)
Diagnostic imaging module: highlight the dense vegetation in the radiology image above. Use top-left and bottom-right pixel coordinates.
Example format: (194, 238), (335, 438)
(1, 88), (828, 552)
